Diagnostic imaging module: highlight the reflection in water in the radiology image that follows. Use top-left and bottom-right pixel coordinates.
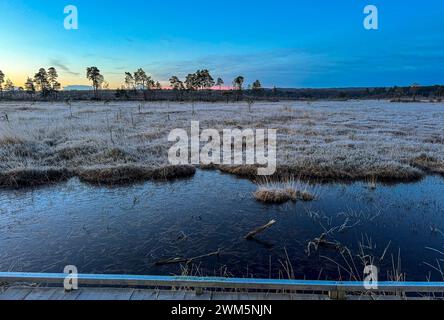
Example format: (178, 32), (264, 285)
(1, 170), (444, 281)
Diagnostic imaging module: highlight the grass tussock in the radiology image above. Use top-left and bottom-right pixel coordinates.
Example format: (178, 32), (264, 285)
(0, 168), (72, 188)
(254, 178), (317, 204)
(254, 188), (298, 204)
(76, 165), (153, 185)
(214, 162), (423, 184)
(151, 165), (196, 180)
(411, 154), (444, 176)
(281, 163), (423, 183)
(218, 165), (259, 178)
(76, 164), (196, 186)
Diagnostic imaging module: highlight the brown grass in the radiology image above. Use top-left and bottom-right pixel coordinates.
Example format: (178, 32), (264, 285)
(0, 136), (24, 146)
(77, 164), (195, 186)
(150, 165), (196, 180)
(214, 163), (423, 183)
(411, 154), (444, 176)
(218, 165), (259, 178)
(253, 179), (317, 204)
(0, 168), (72, 188)
(254, 188), (298, 204)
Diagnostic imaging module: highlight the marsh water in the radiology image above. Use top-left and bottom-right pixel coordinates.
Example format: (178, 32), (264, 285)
(1, 170), (444, 281)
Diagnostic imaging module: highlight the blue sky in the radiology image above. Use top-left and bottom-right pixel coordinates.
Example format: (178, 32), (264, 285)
(0, 0), (443, 88)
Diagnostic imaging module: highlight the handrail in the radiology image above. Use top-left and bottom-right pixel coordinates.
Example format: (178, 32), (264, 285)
(1, 272), (444, 293)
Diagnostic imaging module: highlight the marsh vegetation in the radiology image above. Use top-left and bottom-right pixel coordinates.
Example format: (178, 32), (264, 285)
(0, 100), (443, 188)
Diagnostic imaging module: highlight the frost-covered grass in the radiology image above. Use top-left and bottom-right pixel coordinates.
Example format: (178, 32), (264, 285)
(0, 100), (443, 187)
(254, 178), (316, 204)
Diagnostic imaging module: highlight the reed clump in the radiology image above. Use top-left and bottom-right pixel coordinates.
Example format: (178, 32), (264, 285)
(254, 178), (317, 204)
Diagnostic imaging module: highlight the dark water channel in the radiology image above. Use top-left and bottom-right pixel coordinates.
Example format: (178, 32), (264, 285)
(1, 170), (443, 281)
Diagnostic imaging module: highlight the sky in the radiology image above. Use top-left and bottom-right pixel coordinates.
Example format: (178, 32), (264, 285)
(0, 0), (443, 89)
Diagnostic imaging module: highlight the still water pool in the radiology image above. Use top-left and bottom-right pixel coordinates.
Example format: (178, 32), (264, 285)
(1, 170), (443, 281)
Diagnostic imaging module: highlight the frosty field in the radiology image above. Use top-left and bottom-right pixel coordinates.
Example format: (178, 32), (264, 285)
(0, 100), (443, 186)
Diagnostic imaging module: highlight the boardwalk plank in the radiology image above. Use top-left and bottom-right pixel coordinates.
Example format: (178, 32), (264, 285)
(183, 291), (212, 300)
(157, 290), (187, 300)
(25, 288), (58, 300)
(0, 287), (32, 300)
(47, 289), (81, 300)
(130, 289), (158, 300)
(76, 288), (134, 300)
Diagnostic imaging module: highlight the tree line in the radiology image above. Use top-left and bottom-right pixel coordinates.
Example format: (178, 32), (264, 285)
(0, 67), (263, 100)
(0, 67), (443, 102)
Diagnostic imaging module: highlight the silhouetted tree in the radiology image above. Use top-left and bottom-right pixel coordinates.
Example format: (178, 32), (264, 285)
(134, 68), (154, 90)
(4, 79), (14, 92)
(24, 77), (36, 97)
(169, 76), (184, 90)
(272, 86), (278, 96)
(393, 86), (404, 101)
(155, 81), (162, 90)
(124, 72), (135, 89)
(216, 77), (224, 90)
(86, 67), (104, 98)
(410, 83), (419, 101)
(34, 68), (50, 96)
(197, 69), (215, 89)
(47, 67), (61, 98)
(184, 70), (215, 90)
(185, 73), (199, 90)
(252, 80), (262, 91)
(435, 85), (443, 102)
(0, 70), (4, 98)
(233, 76), (244, 91)
(47, 68), (61, 90)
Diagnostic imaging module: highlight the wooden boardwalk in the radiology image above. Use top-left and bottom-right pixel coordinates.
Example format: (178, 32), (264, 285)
(0, 272), (443, 300)
(1, 286), (431, 300)
(0, 286), (334, 300)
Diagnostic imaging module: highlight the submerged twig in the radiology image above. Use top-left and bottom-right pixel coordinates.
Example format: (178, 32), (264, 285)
(245, 220), (276, 240)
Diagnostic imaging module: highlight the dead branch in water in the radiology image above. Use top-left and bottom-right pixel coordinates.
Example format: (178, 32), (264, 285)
(306, 233), (350, 256)
(154, 249), (221, 266)
(245, 220), (276, 240)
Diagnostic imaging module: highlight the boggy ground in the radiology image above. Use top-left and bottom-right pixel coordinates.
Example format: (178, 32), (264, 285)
(0, 100), (443, 188)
